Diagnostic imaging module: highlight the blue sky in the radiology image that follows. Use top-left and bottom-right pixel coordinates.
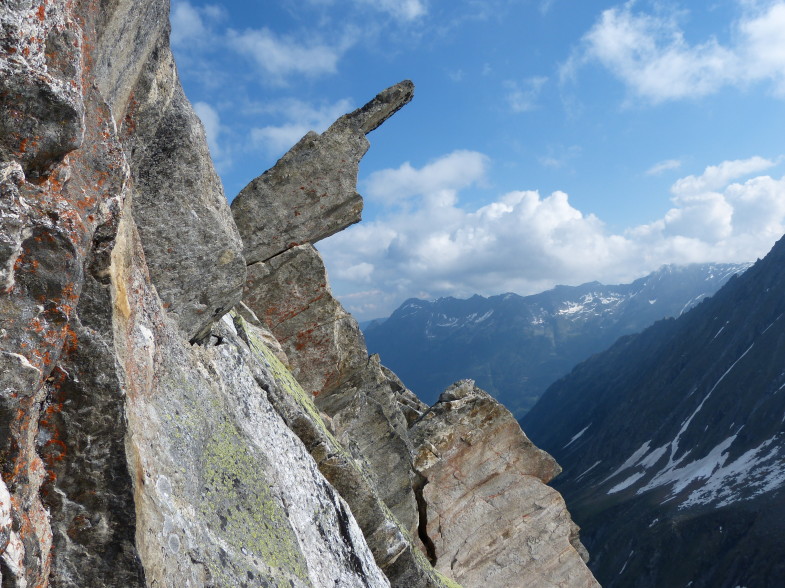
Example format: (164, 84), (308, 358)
(171, 0), (785, 320)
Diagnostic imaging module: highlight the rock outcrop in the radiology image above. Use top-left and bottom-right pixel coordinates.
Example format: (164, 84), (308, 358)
(410, 381), (597, 587)
(1, 1), (596, 586)
(235, 83), (597, 587)
(242, 243), (367, 397)
(113, 223), (388, 586)
(231, 80), (414, 265)
(98, 0), (247, 343)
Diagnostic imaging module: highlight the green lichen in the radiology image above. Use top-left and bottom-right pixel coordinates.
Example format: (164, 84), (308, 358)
(232, 314), (463, 588)
(156, 356), (310, 586)
(233, 313), (336, 442)
(409, 545), (463, 588)
(200, 415), (309, 582)
(434, 570), (464, 588)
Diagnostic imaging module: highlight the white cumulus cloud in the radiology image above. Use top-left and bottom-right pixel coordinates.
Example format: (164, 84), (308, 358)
(227, 27), (349, 82)
(364, 150), (489, 204)
(670, 156), (777, 196)
(566, 1), (785, 103)
(320, 152), (785, 319)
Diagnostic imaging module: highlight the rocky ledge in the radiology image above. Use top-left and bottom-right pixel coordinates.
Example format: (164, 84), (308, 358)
(0, 1), (598, 586)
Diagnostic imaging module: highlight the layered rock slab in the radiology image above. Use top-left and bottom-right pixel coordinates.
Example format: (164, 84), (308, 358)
(111, 212), (389, 587)
(236, 84), (598, 588)
(317, 355), (422, 538)
(243, 244), (367, 397)
(233, 312), (455, 588)
(410, 381), (598, 588)
(231, 80), (414, 264)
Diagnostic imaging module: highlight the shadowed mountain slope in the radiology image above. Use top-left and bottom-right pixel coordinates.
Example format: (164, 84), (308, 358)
(522, 237), (785, 588)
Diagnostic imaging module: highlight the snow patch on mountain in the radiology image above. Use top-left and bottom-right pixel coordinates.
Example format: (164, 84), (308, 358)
(609, 472), (646, 494)
(602, 441), (653, 483)
(639, 433), (740, 502)
(576, 461), (602, 481)
(681, 435), (785, 508)
(563, 423), (592, 449)
(558, 302), (586, 316)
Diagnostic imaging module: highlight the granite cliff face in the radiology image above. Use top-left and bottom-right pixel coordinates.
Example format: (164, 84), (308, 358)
(0, 1), (597, 586)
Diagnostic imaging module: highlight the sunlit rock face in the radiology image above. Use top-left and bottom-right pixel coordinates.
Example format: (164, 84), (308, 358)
(231, 80), (414, 265)
(94, 0), (247, 344)
(1, 0), (382, 584)
(410, 381), (598, 588)
(1, 1), (597, 586)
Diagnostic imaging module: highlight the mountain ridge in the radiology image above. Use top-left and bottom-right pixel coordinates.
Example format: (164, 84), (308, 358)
(364, 262), (751, 416)
(521, 235), (785, 587)
(0, 2), (597, 585)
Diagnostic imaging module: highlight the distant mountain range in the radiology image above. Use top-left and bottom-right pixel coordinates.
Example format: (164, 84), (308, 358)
(522, 238), (785, 587)
(363, 263), (751, 417)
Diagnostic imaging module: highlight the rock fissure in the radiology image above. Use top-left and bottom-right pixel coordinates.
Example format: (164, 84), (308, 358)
(413, 474), (437, 565)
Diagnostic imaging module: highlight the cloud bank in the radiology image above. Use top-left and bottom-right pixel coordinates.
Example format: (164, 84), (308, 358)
(319, 152), (785, 318)
(564, 1), (785, 103)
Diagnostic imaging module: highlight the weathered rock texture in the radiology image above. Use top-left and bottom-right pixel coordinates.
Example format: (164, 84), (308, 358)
(236, 83), (461, 587)
(234, 313), (453, 588)
(97, 0), (247, 343)
(235, 83), (598, 588)
(0, 0), (383, 584)
(1, 1), (129, 584)
(1, 0), (596, 586)
(243, 243), (367, 397)
(112, 217), (389, 587)
(232, 80), (414, 265)
(410, 381), (598, 587)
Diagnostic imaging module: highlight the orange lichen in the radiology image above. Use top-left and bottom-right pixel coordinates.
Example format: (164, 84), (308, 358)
(62, 324), (78, 355)
(38, 367), (69, 490)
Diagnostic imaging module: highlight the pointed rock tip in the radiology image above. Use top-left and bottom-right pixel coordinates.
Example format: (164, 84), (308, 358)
(349, 80), (415, 135)
(437, 379), (479, 403)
